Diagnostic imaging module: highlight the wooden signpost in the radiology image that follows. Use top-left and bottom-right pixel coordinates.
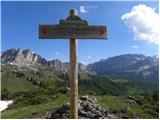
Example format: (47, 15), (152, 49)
(39, 25), (107, 39)
(39, 9), (107, 119)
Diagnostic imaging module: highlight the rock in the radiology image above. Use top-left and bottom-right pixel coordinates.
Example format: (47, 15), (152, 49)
(125, 96), (142, 106)
(80, 95), (89, 101)
(64, 87), (70, 95)
(49, 103), (70, 119)
(17, 48), (22, 56)
(32, 54), (38, 62)
(108, 114), (119, 119)
(78, 63), (96, 74)
(1, 48), (95, 74)
(48, 59), (68, 72)
(127, 107), (131, 112)
(48, 96), (116, 119)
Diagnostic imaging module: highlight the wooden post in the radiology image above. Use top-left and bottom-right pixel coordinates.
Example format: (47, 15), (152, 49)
(39, 8), (107, 119)
(69, 9), (78, 119)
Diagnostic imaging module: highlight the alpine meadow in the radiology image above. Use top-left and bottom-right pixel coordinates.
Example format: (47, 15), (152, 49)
(1, 1), (159, 119)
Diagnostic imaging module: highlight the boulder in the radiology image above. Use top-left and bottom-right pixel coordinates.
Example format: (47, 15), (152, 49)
(125, 96), (142, 106)
(48, 96), (118, 119)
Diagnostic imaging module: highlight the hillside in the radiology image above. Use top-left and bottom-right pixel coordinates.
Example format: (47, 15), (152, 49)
(1, 63), (158, 98)
(1, 49), (158, 85)
(1, 48), (159, 119)
(88, 54), (159, 88)
(1, 48), (93, 74)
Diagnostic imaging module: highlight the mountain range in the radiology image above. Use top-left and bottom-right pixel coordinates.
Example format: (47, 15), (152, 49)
(1, 48), (159, 85)
(1, 48), (92, 74)
(1, 48), (159, 119)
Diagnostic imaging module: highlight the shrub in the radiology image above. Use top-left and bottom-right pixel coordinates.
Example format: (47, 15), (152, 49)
(1, 88), (10, 100)
(152, 90), (159, 102)
(28, 96), (49, 105)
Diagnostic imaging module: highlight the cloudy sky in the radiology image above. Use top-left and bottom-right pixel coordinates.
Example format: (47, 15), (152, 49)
(1, 1), (159, 64)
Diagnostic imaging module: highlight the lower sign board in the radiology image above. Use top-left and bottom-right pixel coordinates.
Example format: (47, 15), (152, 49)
(39, 25), (107, 39)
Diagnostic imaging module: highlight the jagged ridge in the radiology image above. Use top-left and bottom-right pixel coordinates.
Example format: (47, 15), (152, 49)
(1, 48), (93, 74)
(1, 48), (158, 83)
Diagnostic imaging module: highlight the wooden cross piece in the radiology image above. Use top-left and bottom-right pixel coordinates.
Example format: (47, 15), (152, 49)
(39, 9), (107, 119)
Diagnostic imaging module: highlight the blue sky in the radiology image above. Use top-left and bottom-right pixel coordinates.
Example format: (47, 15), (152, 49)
(1, 1), (159, 64)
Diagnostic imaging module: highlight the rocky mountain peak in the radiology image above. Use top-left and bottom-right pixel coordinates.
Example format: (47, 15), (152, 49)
(1, 48), (158, 78)
(1, 48), (17, 63)
(32, 53), (38, 62)
(48, 59), (68, 72)
(87, 54), (158, 83)
(17, 48), (22, 55)
(1, 48), (91, 74)
(79, 63), (86, 71)
(79, 63), (95, 74)
(1, 48), (47, 67)
(23, 49), (31, 59)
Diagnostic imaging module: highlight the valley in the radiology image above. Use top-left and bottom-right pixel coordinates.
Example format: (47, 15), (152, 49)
(1, 48), (159, 119)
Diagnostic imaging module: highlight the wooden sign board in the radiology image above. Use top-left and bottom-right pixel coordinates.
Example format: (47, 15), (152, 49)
(39, 25), (107, 39)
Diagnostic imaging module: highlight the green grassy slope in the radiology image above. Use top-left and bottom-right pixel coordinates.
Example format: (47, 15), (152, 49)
(1, 93), (158, 119)
(1, 64), (159, 119)
(97, 95), (159, 119)
(1, 93), (68, 119)
(1, 65), (37, 93)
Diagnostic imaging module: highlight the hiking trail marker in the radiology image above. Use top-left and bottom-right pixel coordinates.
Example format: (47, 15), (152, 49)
(39, 9), (107, 119)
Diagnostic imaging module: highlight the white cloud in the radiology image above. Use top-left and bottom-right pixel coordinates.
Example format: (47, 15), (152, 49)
(80, 5), (97, 13)
(54, 52), (59, 56)
(121, 4), (160, 45)
(88, 56), (92, 59)
(80, 6), (88, 13)
(131, 45), (139, 49)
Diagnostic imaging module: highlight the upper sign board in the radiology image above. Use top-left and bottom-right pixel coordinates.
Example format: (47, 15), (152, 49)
(39, 25), (107, 39)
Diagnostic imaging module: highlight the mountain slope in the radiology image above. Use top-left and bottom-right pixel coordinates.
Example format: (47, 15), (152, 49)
(1, 48), (159, 87)
(87, 54), (159, 87)
(1, 48), (48, 66)
(1, 48), (93, 74)
(1, 49), (159, 119)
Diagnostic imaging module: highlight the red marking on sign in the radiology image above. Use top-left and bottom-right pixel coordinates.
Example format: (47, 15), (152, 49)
(99, 28), (105, 36)
(41, 27), (47, 36)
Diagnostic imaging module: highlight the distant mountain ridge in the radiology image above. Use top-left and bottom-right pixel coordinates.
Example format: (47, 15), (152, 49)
(1, 48), (47, 66)
(1, 48), (159, 84)
(88, 54), (159, 85)
(1, 48), (93, 74)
